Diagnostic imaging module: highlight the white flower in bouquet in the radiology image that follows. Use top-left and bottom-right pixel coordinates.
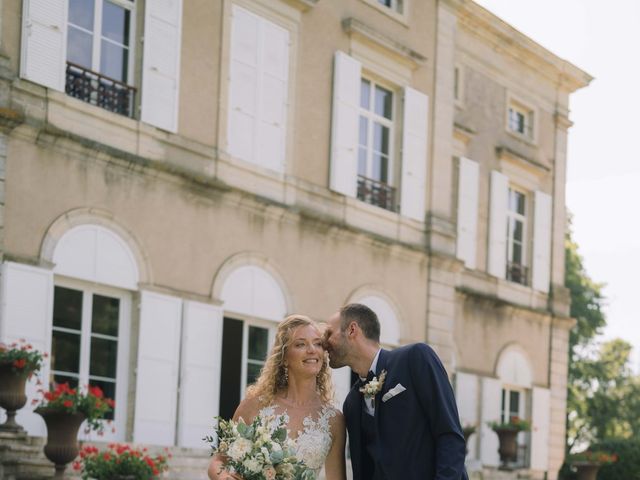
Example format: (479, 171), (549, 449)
(228, 437), (253, 461)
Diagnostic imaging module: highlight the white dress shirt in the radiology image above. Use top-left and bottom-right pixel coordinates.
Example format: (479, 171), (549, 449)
(361, 349), (381, 416)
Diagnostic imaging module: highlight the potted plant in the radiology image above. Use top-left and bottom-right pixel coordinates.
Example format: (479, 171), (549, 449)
(567, 450), (618, 480)
(0, 339), (46, 432)
(72, 443), (170, 479)
(488, 416), (531, 466)
(34, 383), (115, 479)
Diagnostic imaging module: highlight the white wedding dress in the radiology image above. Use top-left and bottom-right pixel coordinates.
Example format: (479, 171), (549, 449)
(259, 404), (337, 474)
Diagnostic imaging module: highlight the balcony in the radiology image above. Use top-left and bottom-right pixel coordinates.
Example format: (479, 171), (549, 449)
(506, 261), (529, 286)
(357, 175), (396, 212)
(65, 62), (136, 118)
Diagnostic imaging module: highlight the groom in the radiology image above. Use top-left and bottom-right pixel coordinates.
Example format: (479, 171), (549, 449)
(324, 303), (468, 480)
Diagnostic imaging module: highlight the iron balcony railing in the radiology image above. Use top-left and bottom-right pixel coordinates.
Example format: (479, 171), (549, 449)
(357, 175), (397, 212)
(65, 62), (136, 118)
(506, 261), (529, 286)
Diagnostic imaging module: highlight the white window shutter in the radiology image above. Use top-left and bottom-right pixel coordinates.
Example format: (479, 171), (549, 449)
(480, 377), (501, 467)
(532, 191), (553, 293)
(332, 366), (352, 410)
(20, 0), (67, 91)
(530, 387), (551, 471)
(228, 5), (260, 163)
(257, 21), (289, 172)
(400, 86), (429, 221)
(455, 372), (479, 458)
(330, 51), (361, 198)
(133, 291), (182, 445)
(0, 262), (53, 436)
(177, 300), (223, 448)
(456, 157), (480, 268)
(141, 0), (183, 133)
(488, 170), (508, 279)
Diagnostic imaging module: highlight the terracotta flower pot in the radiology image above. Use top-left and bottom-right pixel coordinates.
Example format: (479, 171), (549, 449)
(574, 462), (601, 480)
(493, 426), (519, 464)
(0, 362), (29, 432)
(35, 407), (86, 479)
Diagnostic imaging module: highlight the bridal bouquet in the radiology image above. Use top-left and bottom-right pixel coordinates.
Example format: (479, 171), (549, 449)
(205, 413), (316, 480)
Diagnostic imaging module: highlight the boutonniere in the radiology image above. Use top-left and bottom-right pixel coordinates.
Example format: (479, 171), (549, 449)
(359, 370), (387, 399)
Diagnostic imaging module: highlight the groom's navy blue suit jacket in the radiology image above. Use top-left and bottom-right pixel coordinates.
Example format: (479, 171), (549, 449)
(343, 344), (469, 480)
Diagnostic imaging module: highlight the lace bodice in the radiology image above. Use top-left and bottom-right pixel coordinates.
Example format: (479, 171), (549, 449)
(259, 404), (337, 472)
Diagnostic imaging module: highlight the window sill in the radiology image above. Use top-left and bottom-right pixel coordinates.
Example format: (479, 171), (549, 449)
(506, 128), (537, 147)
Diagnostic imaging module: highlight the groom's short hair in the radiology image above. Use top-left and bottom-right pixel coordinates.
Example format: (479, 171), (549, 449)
(340, 303), (380, 342)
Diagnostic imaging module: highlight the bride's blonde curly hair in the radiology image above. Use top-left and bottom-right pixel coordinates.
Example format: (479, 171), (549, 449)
(247, 314), (334, 406)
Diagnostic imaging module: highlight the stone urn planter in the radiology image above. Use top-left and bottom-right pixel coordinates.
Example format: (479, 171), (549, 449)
(493, 426), (519, 464)
(573, 462), (600, 480)
(35, 407), (86, 479)
(0, 362), (29, 432)
(462, 426), (476, 455)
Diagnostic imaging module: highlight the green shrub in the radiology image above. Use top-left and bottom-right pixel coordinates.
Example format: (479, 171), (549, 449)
(559, 439), (640, 480)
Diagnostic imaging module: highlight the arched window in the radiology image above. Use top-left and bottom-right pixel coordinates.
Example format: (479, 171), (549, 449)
(214, 255), (290, 419)
(50, 224), (140, 442)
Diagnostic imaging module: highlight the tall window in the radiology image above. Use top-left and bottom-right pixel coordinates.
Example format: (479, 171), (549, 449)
(51, 284), (128, 433)
(506, 187), (528, 285)
(357, 78), (396, 211)
(219, 318), (272, 419)
(376, 0), (404, 14)
(508, 102), (534, 139)
(66, 0), (136, 116)
(501, 387), (530, 468)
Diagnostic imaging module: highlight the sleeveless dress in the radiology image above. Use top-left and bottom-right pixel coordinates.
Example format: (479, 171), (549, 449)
(258, 404), (338, 474)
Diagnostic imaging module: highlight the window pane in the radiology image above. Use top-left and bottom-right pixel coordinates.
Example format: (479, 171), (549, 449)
(512, 243), (523, 264)
(516, 192), (526, 215)
(360, 79), (370, 109)
(52, 373), (79, 390)
(372, 153), (389, 183)
(374, 86), (392, 119)
(509, 391), (520, 417)
(53, 286), (83, 330)
(92, 294), (119, 336)
(247, 362), (262, 386)
(52, 331), (81, 375)
(501, 389), (506, 423)
(67, 27), (94, 69)
(359, 116), (368, 146)
(102, 1), (130, 46)
(358, 147), (367, 176)
(89, 379), (116, 420)
(248, 326), (268, 361)
(513, 220), (523, 242)
(377, 0), (392, 7)
(373, 123), (389, 155)
(69, 0), (95, 31)
(100, 40), (128, 81)
(89, 337), (118, 378)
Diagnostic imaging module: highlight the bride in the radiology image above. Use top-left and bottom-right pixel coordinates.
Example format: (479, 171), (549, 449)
(207, 314), (347, 480)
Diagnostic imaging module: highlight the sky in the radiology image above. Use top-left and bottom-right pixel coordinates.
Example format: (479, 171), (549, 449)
(474, 0), (640, 369)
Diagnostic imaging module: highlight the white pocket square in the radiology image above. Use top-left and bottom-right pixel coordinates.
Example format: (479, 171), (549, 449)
(382, 383), (406, 402)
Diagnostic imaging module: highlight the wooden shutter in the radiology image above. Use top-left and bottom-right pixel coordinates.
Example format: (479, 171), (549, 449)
(228, 5), (260, 165)
(480, 377), (501, 467)
(0, 262), (54, 436)
(177, 300), (223, 448)
(456, 157), (479, 268)
(530, 387), (551, 471)
(488, 170), (508, 279)
(133, 291), (182, 445)
(400, 87), (429, 221)
(329, 51), (361, 198)
(141, 0), (183, 132)
(332, 366), (352, 410)
(20, 0), (67, 91)
(532, 191), (553, 293)
(455, 372), (479, 459)
(257, 19), (289, 172)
